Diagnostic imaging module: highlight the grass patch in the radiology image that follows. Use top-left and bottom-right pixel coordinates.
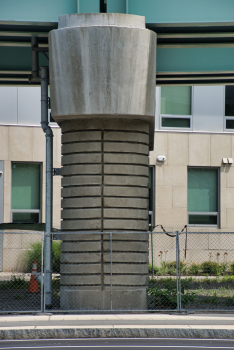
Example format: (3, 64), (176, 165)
(148, 275), (234, 310)
(0, 276), (29, 290)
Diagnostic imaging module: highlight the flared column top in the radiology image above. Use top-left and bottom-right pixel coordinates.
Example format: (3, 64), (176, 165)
(58, 13), (146, 29)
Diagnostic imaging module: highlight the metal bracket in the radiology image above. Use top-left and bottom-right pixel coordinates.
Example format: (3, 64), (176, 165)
(53, 168), (61, 176)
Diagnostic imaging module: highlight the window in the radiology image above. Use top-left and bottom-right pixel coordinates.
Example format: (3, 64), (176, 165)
(11, 163), (41, 223)
(149, 166), (154, 229)
(187, 168), (219, 226)
(225, 86), (234, 130)
(160, 86), (191, 129)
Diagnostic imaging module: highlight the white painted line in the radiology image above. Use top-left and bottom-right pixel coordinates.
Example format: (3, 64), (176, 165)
(1, 345), (234, 349)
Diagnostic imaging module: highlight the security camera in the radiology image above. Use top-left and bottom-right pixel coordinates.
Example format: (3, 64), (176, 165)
(156, 155), (166, 162)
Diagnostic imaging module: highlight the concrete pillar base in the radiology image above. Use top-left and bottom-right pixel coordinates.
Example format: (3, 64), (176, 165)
(60, 286), (147, 311)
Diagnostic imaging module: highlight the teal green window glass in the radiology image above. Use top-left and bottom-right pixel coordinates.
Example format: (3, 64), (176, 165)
(188, 215), (217, 225)
(12, 213), (39, 224)
(161, 86), (191, 115)
(188, 168), (218, 213)
(226, 119), (234, 129)
(12, 163), (40, 210)
(162, 117), (190, 128)
(225, 86), (234, 116)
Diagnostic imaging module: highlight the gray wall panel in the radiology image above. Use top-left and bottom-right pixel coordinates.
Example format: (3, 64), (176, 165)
(18, 87), (41, 125)
(0, 161), (4, 272)
(0, 87), (17, 124)
(193, 86), (225, 132)
(0, 161), (3, 223)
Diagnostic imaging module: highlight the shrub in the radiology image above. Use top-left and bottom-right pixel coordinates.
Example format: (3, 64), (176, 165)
(230, 263), (234, 275)
(188, 262), (200, 275)
(147, 278), (196, 309)
(23, 241), (61, 273)
(200, 261), (220, 275)
(148, 263), (159, 274)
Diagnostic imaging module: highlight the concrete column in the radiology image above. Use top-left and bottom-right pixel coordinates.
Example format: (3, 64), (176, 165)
(49, 13), (156, 310)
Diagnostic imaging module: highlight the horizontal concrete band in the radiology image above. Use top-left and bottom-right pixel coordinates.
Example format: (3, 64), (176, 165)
(61, 208), (148, 220)
(60, 275), (148, 286)
(62, 175), (149, 187)
(62, 153), (149, 165)
(61, 197), (148, 209)
(1, 328), (233, 340)
(60, 263), (148, 274)
(62, 142), (149, 155)
(62, 131), (149, 145)
(61, 186), (149, 198)
(58, 13), (146, 29)
(59, 232), (149, 241)
(62, 164), (149, 176)
(61, 119), (150, 134)
(61, 220), (148, 231)
(61, 252), (148, 264)
(61, 241), (148, 252)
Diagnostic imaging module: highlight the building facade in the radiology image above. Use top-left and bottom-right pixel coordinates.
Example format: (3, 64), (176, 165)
(1, 84), (234, 231)
(0, 86), (61, 230)
(150, 85), (234, 230)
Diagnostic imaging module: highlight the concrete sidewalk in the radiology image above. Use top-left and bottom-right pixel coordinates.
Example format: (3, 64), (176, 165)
(0, 313), (234, 340)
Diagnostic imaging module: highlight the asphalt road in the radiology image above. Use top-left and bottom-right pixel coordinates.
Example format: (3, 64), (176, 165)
(1, 338), (234, 349)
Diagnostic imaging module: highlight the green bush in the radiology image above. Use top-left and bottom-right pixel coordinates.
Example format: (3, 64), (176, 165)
(200, 261), (220, 275)
(230, 263), (234, 275)
(148, 263), (159, 274)
(23, 241), (61, 273)
(188, 263), (200, 275)
(147, 278), (196, 309)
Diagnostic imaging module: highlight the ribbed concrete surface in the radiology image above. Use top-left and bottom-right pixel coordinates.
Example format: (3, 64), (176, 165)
(60, 119), (149, 305)
(61, 118), (149, 232)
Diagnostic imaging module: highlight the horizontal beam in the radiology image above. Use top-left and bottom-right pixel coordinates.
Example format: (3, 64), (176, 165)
(0, 31), (48, 37)
(0, 42), (48, 47)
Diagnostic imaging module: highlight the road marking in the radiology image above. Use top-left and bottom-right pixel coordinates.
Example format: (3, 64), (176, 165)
(1, 346), (234, 349)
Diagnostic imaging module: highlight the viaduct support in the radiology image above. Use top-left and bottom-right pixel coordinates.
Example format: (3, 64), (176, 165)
(49, 13), (156, 310)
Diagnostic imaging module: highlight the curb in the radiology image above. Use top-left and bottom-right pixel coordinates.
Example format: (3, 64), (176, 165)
(0, 328), (234, 340)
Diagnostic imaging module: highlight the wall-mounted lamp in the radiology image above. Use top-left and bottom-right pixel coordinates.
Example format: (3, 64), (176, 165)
(0, 171), (3, 176)
(157, 155), (166, 163)
(222, 158), (233, 165)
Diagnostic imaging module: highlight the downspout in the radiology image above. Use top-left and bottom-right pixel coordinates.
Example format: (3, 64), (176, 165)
(40, 66), (53, 308)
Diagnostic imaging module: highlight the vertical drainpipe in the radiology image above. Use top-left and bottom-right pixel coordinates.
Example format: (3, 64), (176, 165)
(40, 66), (53, 308)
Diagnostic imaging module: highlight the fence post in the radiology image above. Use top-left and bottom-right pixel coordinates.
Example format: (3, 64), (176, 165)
(110, 233), (113, 311)
(41, 232), (44, 313)
(176, 231), (181, 312)
(151, 230), (154, 279)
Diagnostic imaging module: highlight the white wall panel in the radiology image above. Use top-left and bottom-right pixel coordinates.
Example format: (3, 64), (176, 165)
(193, 86), (225, 132)
(18, 87), (41, 125)
(155, 86), (160, 130)
(0, 87), (17, 124)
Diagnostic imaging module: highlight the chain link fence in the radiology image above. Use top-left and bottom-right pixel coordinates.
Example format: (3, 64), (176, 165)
(149, 226), (234, 312)
(0, 225), (234, 313)
(0, 225), (44, 313)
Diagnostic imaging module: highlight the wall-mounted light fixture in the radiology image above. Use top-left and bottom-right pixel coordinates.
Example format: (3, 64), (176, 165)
(222, 158), (233, 165)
